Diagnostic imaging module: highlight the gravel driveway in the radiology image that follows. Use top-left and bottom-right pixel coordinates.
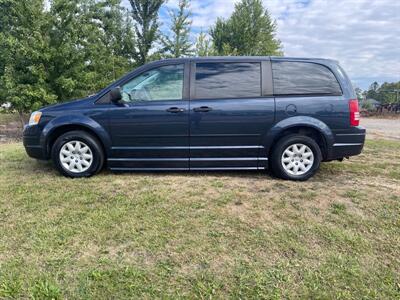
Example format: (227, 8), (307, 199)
(361, 117), (400, 141)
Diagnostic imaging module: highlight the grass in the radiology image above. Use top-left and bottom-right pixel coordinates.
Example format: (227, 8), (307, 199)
(0, 139), (399, 299)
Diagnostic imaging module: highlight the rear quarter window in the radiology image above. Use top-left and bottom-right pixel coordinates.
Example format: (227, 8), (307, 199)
(272, 61), (342, 96)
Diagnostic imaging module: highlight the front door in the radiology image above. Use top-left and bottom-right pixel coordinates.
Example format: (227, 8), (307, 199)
(107, 63), (190, 170)
(189, 61), (275, 170)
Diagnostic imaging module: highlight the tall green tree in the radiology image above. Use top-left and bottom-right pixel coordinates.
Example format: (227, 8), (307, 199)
(48, 0), (90, 101)
(195, 31), (214, 57)
(210, 0), (282, 56)
(161, 0), (193, 58)
(0, 0), (136, 122)
(0, 0), (57, 125)
(94, 1), (136, 81)
(366, 82), (380, 102)
(48, 0), (135, 101)
(129, 0), (164, 64)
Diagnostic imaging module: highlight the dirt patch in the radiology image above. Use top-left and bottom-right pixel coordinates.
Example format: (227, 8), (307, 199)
(0, 114), (24, 143)
(361, 117), (400, 141)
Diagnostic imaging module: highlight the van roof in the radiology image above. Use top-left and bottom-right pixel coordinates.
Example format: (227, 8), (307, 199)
(159, 56), (339, 64)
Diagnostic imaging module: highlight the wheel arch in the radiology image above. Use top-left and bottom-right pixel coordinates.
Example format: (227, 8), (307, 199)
(40, 115), (111, 159)
(263, 116), (334, 160)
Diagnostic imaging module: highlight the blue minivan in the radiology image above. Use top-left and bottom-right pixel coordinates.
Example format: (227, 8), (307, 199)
(23, 56), (365, 180)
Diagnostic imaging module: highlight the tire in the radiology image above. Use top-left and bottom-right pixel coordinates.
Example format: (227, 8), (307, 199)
(51, 130), (104, 178)
(269, 134), (322, 181)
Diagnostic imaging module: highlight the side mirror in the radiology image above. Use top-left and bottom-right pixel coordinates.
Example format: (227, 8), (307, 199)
(110, 87), (122, 103)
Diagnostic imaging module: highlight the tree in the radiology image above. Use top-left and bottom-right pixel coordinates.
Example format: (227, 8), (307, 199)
(48, 0), (90, 101)
(209, 18), (231, 55)
(195, 31), (214, 57)
(366, 81), (380, 102)
(161, 0), (193, 58)
(129, 0), (164, 65)
(378, 82), (400, 104)
(95, 1), (136, 81)
(210, 0), (282, 56)
(0, 0), (57, 126)
(0, 0), (136, 123)
(354, 87), (364, 102)
(369, 82), (380, 92)
(48, 0), (135, 101)
(365, 81), (400, 104)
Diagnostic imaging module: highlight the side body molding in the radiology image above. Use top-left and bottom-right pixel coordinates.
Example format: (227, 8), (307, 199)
(262, 116), (335, 158)
(40, 114), (112, 157)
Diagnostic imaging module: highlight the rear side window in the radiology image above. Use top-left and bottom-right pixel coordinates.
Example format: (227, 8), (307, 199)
(195, 62), (261, 99)
(272, 61), (342, 96)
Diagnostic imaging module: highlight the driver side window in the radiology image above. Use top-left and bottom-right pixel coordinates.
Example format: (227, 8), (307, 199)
(121, 64), (184, 102)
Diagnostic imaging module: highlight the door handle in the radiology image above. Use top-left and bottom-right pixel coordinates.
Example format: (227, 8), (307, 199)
(166, 107), (185, 113)
(193, 106), (212, 112)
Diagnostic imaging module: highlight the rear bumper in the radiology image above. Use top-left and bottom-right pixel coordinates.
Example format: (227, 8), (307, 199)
(328, 126), (366, 160)
(330, 142), (364, 159)
(23, 125), (48, 160)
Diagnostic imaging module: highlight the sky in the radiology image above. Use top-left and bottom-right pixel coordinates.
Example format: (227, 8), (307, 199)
(124, 0), (400, 90)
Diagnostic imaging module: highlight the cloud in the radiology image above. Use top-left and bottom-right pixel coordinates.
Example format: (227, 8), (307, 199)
(124, 0), (400, 88)
(266, 0), (400, 89)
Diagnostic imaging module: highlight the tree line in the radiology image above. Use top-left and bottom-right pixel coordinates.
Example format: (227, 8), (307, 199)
(0, 0), (282, 121)
(360, 81), (400, 104)
(355, 81), (400, 109)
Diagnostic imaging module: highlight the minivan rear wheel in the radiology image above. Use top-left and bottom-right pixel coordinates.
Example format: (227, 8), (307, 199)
(51, 131), (104, 178)
(269, 134), (322, 181)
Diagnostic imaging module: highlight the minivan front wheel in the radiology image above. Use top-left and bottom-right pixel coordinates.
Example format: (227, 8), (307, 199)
(52, 131), (104, 178)
(59, 140), (93, 173)
(270, 134), (322, 181)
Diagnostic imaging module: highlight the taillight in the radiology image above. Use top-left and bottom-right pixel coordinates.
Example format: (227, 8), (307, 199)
(349, 99), (360, 126)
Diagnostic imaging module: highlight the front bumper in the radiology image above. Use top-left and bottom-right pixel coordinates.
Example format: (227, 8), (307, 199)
(23, 125), (48, 160)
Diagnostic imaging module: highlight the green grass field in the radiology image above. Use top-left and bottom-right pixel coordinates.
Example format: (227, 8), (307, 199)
(0, 140), (399, 299)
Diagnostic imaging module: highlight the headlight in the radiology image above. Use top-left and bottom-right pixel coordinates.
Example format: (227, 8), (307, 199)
(28, 111), (42, 126)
